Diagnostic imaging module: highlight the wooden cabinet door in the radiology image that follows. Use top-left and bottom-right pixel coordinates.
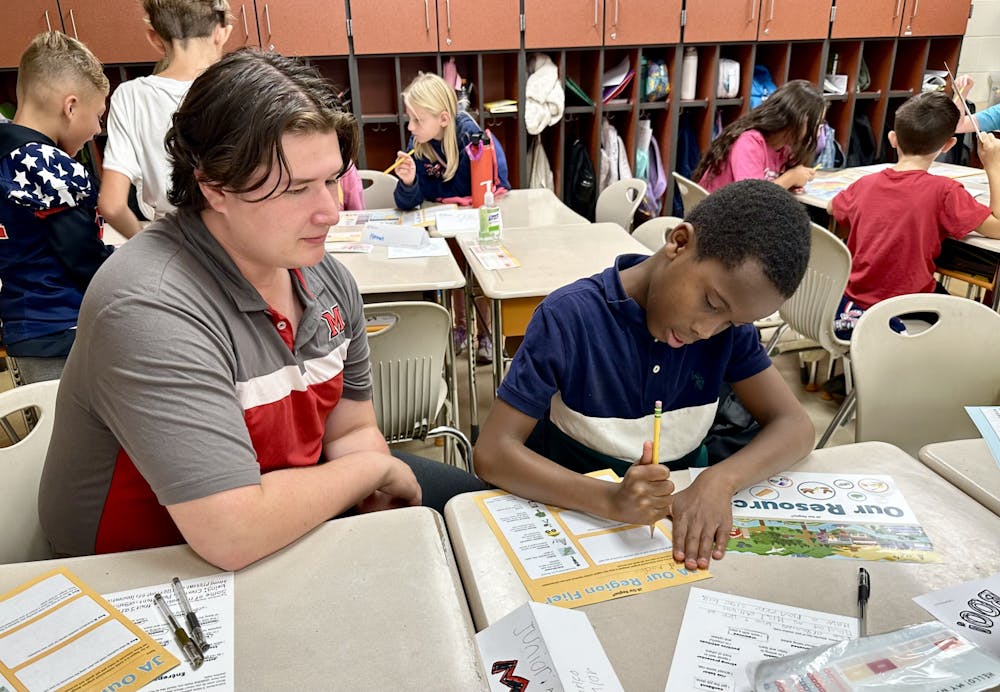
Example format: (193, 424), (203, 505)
(59, 0), (157, 63)
(758, 0), (831, 40)
(257, 0), (348, 56)
(899, 0), (972, 37)
(1, 1), (62, 68)
(350, 0), (439, 54)
(437, 0), (519, 52)
(225, 1), (261, 51)
(605, 0), (682, 45)
(831, 0), (903, 38)
(684, 0), (758, 43)
(524, 0), (603, 49)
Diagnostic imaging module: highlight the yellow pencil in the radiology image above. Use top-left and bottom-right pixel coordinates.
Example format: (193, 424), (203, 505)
(650, 400), (662, 538)
(384, 148), (415, 175)
(813, 163), (823, 171)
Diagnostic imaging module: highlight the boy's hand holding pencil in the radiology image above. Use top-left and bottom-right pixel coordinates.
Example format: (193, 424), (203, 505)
(618, 403), (673, 533)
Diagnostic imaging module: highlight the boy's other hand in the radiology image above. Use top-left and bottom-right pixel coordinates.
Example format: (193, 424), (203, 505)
(613, 441), (674, 525)
(395, 151), (417, 186)
(978, 132), (1000, 168)
(954, 74), (974, 101)
(667, 474), (734, 570)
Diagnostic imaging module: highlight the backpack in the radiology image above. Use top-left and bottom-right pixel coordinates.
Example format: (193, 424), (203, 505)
(672, 113), (701, 217)
(564, 138), (597, 221)
(750, 64), (778, 109)
(846, 112), (877, 167)
(815, 121), (846, 170)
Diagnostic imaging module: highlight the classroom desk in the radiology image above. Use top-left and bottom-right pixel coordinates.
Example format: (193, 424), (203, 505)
(0, 507), (487, 690)
(919, 437), (1000, 516)
(444, 442), (1000, 692)
(458, 223), (652, 438)
(430, 188), (586, 238)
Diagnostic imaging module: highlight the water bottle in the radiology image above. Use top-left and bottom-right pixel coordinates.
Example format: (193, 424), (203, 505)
(458, 82), (471, 112)
(681, 47), (698, 101)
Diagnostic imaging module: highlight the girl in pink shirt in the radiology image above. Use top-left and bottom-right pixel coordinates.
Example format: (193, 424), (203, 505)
(695, 80), (825, 193)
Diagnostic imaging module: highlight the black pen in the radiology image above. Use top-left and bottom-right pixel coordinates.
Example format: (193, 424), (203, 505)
(858, 567), (870, 637)
(154, 592), (204, 669)
(172, 577), (209, 651)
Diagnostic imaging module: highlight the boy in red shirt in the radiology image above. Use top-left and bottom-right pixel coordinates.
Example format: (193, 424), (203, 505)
(829, 91), (1000, 338)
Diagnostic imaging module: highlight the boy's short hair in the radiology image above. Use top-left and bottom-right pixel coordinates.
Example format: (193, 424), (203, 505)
(143, 0), (230, 41)
(893, 92), (960, 156)
(686, 179), (810, 298)
(16, 32), (108, 105)
(165, 48), (359, 211)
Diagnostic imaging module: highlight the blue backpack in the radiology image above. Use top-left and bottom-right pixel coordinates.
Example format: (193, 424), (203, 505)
(751, 65), (778, 109)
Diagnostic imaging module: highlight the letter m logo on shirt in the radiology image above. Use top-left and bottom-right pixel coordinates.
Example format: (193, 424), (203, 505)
(320, 305), (346, 339)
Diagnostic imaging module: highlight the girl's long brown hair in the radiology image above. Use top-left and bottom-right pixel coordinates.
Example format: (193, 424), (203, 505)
(693, 80), (825, 183)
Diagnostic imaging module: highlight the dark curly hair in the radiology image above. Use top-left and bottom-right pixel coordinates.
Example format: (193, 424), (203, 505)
(693, 80), (825, 184)
(166, 48), (358, 211)
(686, 179), (811, 297)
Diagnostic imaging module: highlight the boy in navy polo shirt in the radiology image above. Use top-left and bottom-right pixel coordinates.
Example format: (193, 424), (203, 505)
(474, 179), (815, 572)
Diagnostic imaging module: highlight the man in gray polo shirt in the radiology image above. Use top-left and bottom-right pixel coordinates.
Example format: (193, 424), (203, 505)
(39, 49), (483, 570)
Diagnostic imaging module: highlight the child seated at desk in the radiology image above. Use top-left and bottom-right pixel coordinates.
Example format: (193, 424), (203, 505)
(474, 180), (815, 571)
(828, 91), (1000, 339)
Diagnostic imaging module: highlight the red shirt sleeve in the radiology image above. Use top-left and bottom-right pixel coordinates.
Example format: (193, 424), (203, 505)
(938, 182), (991, 239)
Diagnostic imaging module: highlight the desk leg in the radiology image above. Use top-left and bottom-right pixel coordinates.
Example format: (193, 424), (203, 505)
(465, 265), (479, 443)
(444, 288), (461, 466)
(492, 299), (504, 396)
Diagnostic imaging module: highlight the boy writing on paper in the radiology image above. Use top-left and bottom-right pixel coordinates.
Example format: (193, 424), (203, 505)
(0, 32), (114, 384)
(474, 180), (815, 571)
(827, 91), (1000, 339)
(40, 49), (484, 570)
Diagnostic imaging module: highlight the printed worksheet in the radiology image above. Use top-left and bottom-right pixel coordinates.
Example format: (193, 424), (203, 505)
(467, 243), (520, 270)
(692, 469), (939, 562)
(914, 572), (1000, 659)
(475, 472), (711, 609)
(665, 588), (857, 692)
(104, 573), (235, 691)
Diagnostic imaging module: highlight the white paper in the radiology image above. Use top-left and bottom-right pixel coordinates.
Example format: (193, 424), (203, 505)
(434, 209), (481, 235)
(386, 236), (450, 258)
(602, 57), (631, 87)
(476, 602), (623, 692)
(468, 243), (518, 270)
(665, 588), (857, 692)
(966, 406), (1000, 469)
(104, 573), (235, 691)
(914, 573), (1000, 658)
(325, 242), (374, 253)
(363, 222), (428, 248)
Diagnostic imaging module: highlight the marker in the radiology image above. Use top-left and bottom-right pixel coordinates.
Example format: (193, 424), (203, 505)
(172, 577), (209, 652)
(857, 567), (870, 637)
(384, 147), (415, 175)
(154, 592), (204, 669)
(650, 400), (663, 538)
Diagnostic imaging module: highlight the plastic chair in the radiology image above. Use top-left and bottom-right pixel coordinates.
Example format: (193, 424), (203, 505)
(595, 178), (647, 232)
(364, 301), (472, 471)
(0, 379), (59, 563)
(850, 294), (1000, 457)
(631, 216), (682, 251)
(358, 169), (398, 209)
(671, 171), (709, 215)
(762, 223), (853, 447)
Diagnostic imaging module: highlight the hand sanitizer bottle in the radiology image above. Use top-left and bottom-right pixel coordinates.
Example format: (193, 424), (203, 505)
(478, 180), (502, 245)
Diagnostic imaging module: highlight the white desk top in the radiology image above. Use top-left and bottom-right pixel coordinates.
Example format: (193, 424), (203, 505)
(458, 222), (651, 300)
(333, 245), (465, 294)
(797, 163), (986, 210)
(0, 507), (486, 690)
(919, 437), (1000, 516)
(445, 442), (1000, 692)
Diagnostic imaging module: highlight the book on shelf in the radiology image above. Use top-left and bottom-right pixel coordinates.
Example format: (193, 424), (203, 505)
(602, 69), (635, 104)
(565, 77), (595, 107)
(485, 99), (517, 114)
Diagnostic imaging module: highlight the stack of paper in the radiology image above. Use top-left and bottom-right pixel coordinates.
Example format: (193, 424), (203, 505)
(565, 77), (595, 107)
(485, 99), (517, 114)
(601, 57), (635, 104)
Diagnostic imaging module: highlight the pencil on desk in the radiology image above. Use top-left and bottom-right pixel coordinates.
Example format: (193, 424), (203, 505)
(384, 148), (415, 175)
(650, 400), (662, 538)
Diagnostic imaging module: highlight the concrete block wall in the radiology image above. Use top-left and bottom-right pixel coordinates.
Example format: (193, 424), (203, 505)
(959, 2), (1000, 109)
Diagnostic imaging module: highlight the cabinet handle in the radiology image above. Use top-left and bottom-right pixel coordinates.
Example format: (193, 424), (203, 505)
(240, 3), (248, 38)
(613, 0), (619, 26)
(593, 0), (598, 27)
(767, 0), (775, 21)
(264, 3), (271, 38)
(69, 8), (78, 39)
(446, 0), (451, 32)
(911, 0), (918, 18)
(749, 0), (756, 22)
(44, 9), (52, 32)
(424, 0), (430, 32)
(893, 0), (902, 17)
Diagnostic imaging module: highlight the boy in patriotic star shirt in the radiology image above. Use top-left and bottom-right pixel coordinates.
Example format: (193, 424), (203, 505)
(0, 32), (113, 383)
